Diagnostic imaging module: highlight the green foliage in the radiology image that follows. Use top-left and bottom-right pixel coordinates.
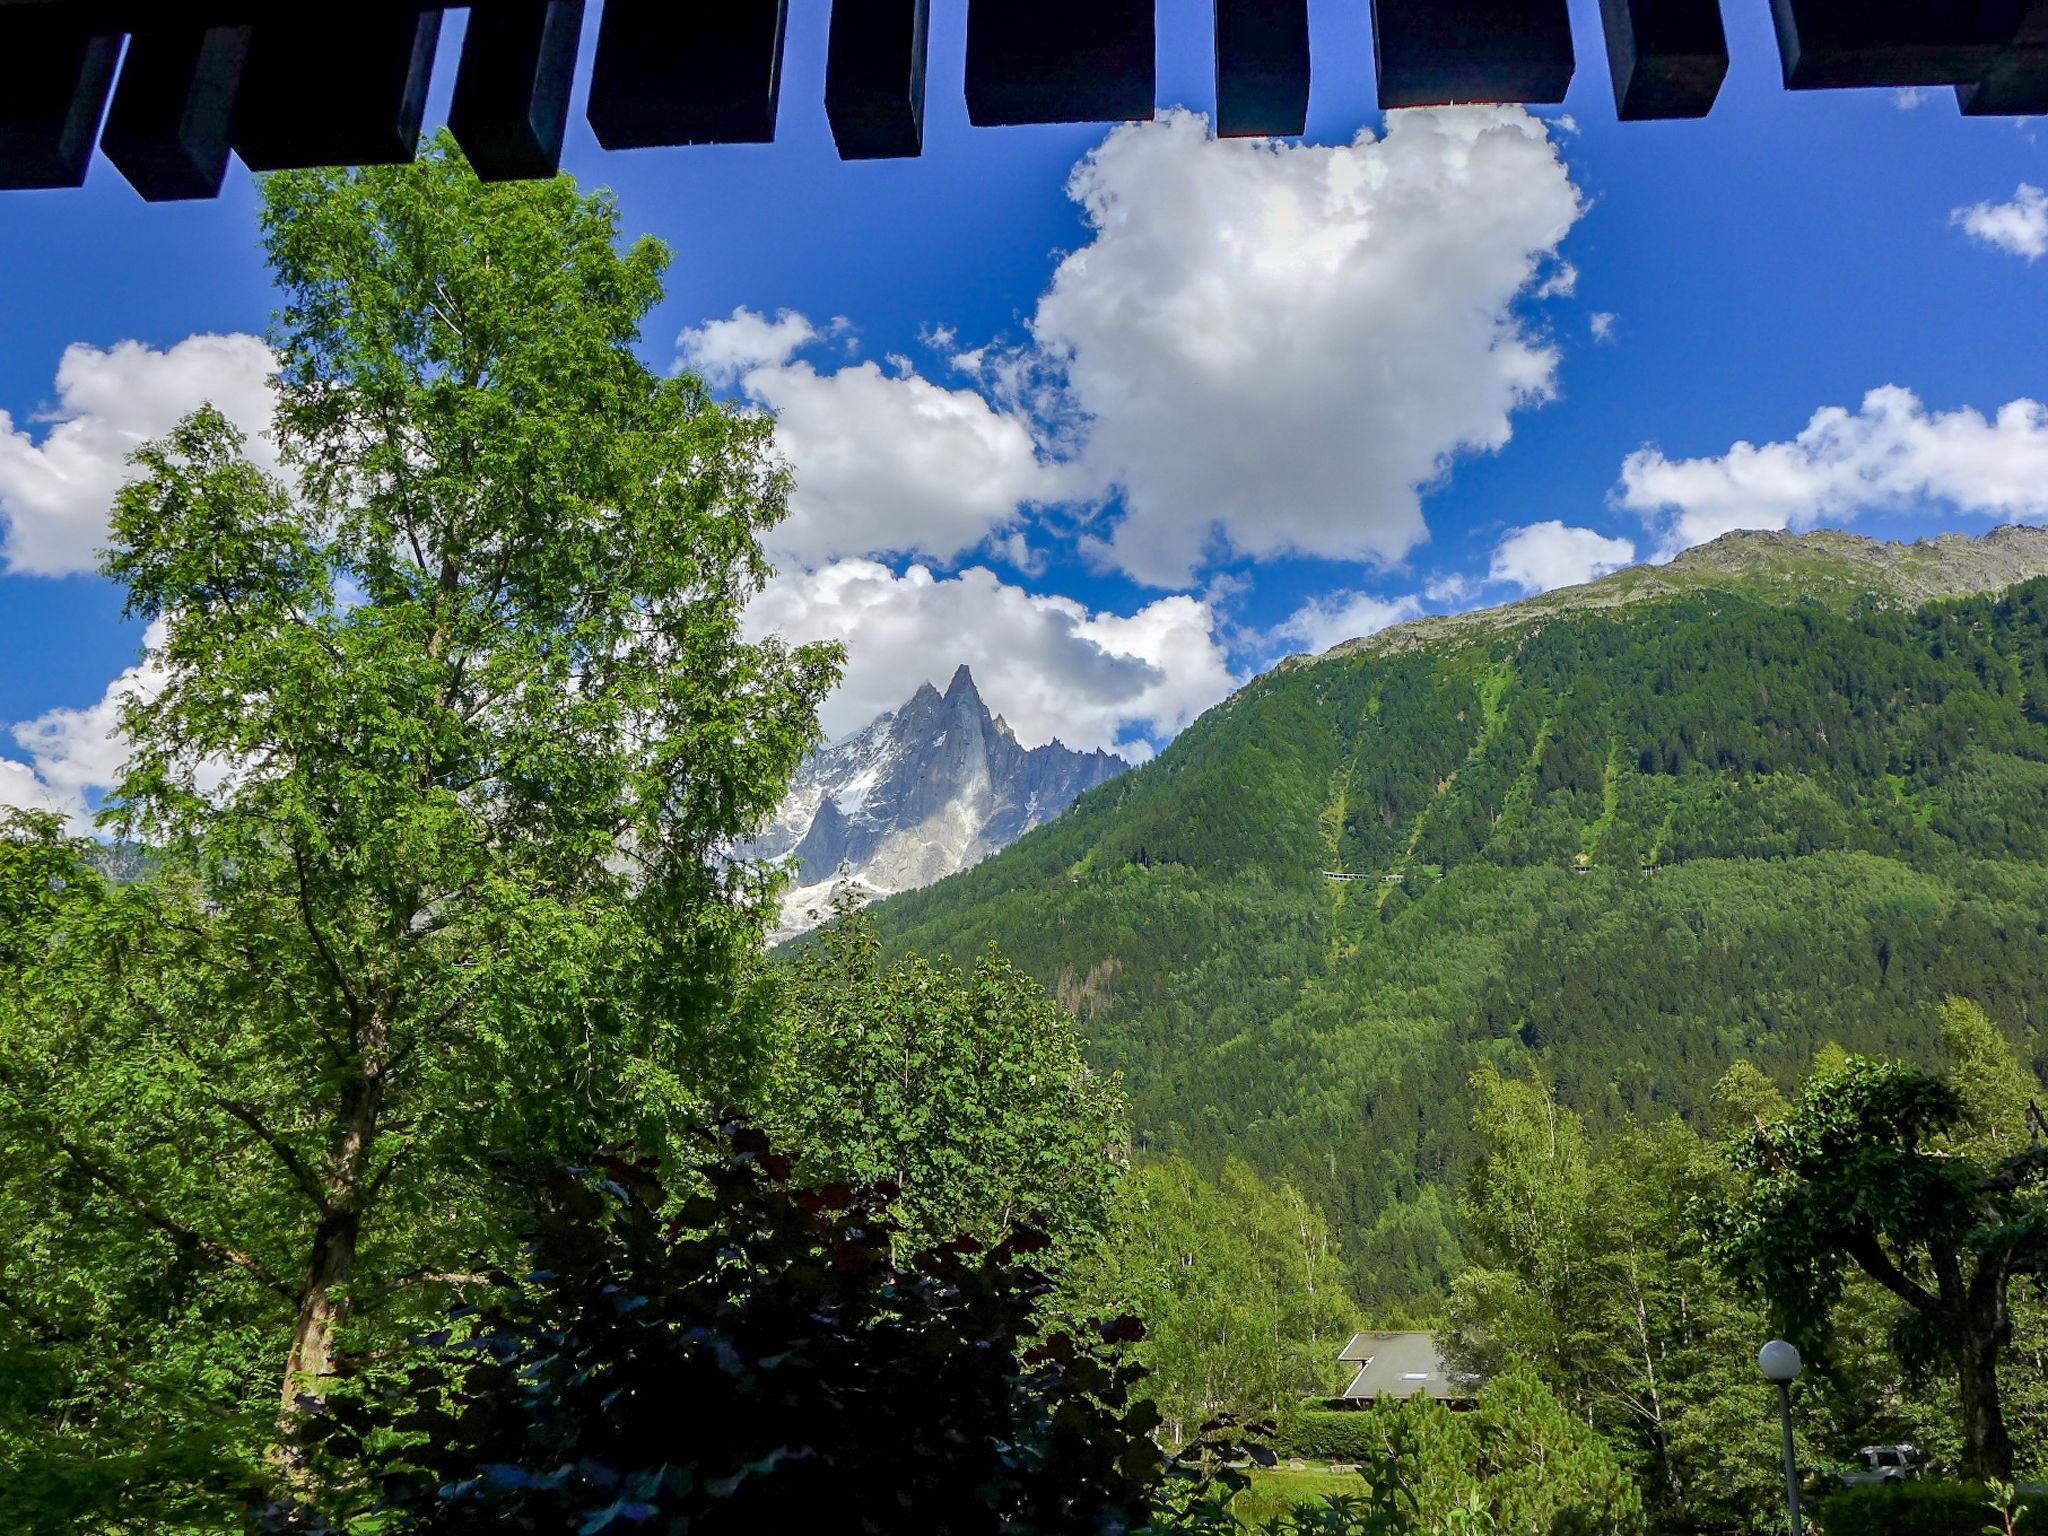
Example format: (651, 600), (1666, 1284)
(1280, 1411), (1395, 1464)
(261, 1126), (1166, 1536)
(1321, 1372), (1645, 1536)
(1939, 997), (2041, 1159)
(1081, 1156), (1360, 1444)
(763, 908), (1127, 1257)
(867, 582), (2048, 1309)
(1444, 1069), (1794, 1531)
(1705, 1056), (2048, 1481)
(0, 141), (836, 1521)
(1816, 1480), (2048, 1536)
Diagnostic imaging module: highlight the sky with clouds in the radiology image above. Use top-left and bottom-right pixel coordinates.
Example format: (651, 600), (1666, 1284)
(3, 0), (2048, 825)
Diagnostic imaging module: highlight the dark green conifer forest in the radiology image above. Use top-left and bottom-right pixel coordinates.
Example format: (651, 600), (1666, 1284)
(868, 574), (2048, 1309)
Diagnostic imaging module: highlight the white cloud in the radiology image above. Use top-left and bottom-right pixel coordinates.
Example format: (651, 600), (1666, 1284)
(1894, 87), (1928, 110)
(1026, 107), (1582, 586)
(680, 307), (1069, 568)
(1617, 386), (2048, 556)
(1271, 589), (1423, 656)
(2, 619), (169, 832)
(0, 758), (65, 819)
(1489, 521), (1635, 593)
(0, 334), (277, 578)
(1424, 571), (1476, 604)
(744, 559), (1236, 759)
(677, 307), (819, 385)
(1953, 184), (2048, 261)
(1589, 311), (1617, 343)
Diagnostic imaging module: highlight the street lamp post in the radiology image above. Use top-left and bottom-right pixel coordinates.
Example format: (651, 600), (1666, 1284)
(1758, 1340), (1805, 1536)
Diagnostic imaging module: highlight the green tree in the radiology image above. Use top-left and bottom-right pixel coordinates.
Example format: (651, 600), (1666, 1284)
(1704, 1056), (2048, 1482)
(0, 141), (836, 1518)
(1088, 1157), (1358, 1444)
(1359, 1369), (1646, 1536)
(1939, 997), (2040, 1159)
(1445, 1069), (1787, 1531)
(764, 908), (1128, 1256)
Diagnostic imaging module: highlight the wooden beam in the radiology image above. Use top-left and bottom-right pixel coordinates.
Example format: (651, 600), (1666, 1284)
(965, 0), (1154, 127)
(587, 0), (788, 150)
(101, 24), (249, 200)
(1771, 0), (2024, 89)
(1371, 0), (1575, 108)
(0, 11), (120, 189)
(450, 0), (583, 179)
(1215, 0), (1311, 138)
(1599, 0), (1728, 118)
(232, 8), (441, 171)
(826, 0), (929, 160)
(1958, 0), (2048, 113)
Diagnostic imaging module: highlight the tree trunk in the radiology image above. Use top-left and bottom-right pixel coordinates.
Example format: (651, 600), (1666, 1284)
(1956, 1329), (2015, 1484)
(280, 1205), (363, 1415)
(279, 1057), (384, 1423)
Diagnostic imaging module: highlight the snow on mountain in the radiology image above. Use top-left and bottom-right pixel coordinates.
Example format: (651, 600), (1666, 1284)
(747, 665), (1128, 941)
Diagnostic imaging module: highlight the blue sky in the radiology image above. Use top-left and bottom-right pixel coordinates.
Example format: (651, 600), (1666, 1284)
(4, 0), (2048, 816)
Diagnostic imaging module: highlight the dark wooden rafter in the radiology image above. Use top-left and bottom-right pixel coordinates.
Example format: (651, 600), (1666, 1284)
(450, 0), (584, 180)
(826, 0), (929, 160)
(965, 0), (1154, 127)
(1370, 0), (1575, 108)
(587, 0), (788, 150)
(1215, 0), (1311, 138)
(232, 7), (444, 172)
(1770, 0), (2025, 89)
(4, 0), (2048, 196)
(100, 23), (250, 200)
(1959, 0), (2048, 115)
(1599, 0), (1728, 119)
(0, 10), (121, 189)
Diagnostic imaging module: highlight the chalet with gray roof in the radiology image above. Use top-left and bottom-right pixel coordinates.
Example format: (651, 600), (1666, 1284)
(1336, 1332), (1477, 1408)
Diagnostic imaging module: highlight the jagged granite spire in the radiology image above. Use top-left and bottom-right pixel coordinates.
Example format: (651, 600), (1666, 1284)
(743, 667), (1129, 940)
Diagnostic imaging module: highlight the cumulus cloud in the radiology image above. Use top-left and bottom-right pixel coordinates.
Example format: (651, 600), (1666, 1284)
(1954, 184), (2048, 260)
(677, 307), (821, 385)
(1, 620), (168, 832)
(1490, 521), (1635, 593)
(1617, 386), (2048, 555)
(0, 334), (276, 577)
(1271, 589), (1423, 656)
(744, 559), (1236, 759)
(1030, 107), (1582, 585)
(0, 759), (64, 819)
(1589, 311), (1617, 343)
(679, 308), (1068, 568)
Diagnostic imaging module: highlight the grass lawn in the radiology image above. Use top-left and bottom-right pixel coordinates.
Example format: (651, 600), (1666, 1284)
(1232, 1466), (1374, 1525)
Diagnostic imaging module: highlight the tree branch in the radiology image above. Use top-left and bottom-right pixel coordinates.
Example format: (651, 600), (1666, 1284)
(39, 1116), (295, 1302)
(1847, 1233), (1944, 1319)
(292, 838), (365, 1035)
(211, 1094), (331, 1213)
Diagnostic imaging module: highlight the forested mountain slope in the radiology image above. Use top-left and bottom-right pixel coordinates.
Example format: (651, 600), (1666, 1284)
(865, 528), (2048, 1306)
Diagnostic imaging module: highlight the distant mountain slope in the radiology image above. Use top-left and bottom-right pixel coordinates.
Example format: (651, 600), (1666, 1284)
(749, 665), (1127, 939)
(863, 529), (2048, 1305)
(1319, 524), (2048, 663)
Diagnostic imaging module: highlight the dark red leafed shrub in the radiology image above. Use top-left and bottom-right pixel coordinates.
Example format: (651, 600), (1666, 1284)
(1817, 1480), (2047, 1536)
(258, 1121), (1169, 1535)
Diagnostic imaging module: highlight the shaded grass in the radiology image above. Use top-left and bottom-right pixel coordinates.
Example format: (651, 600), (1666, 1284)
(1232, 1467), (1374, 1525)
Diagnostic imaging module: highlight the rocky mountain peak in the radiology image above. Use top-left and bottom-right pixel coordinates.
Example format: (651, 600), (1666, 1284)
(744, 667), (1130, 941)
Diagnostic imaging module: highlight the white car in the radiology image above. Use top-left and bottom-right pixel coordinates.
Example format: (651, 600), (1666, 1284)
(1835, 1445), (1923, 1487)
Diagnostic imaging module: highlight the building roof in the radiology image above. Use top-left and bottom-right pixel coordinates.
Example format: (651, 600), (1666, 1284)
(1337, 1331), (1474, 1404)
